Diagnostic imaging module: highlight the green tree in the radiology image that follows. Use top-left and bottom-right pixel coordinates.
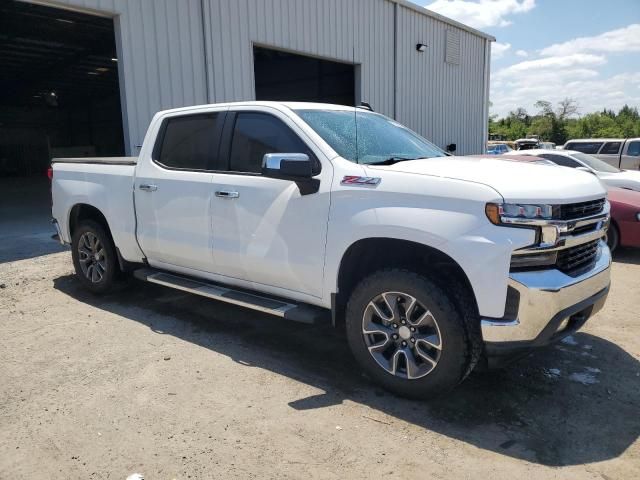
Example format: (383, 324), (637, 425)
(489, 100), (640, 142)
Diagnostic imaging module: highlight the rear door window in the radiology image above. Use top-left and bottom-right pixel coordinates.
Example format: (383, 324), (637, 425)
(228, 112), (314, 174)
(600, 142), (622, 155)
(626, 141), (640, 157)
(565, 142), (603, 154)
(155, 113), (224, 170)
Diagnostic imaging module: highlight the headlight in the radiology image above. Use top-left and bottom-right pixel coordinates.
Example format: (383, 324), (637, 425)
(485, 202), (554, 225)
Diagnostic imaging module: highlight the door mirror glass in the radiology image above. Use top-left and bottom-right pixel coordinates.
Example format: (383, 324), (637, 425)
(262, 153), (314, 179)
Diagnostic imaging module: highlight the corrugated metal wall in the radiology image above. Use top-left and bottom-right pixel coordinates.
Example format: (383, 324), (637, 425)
(31, 0), (490, 155)
(396, 4), (488, 154)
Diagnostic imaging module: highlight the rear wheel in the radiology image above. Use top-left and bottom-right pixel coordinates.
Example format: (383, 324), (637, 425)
(71, 220), (119, 294)
(345, 269), (479, 398)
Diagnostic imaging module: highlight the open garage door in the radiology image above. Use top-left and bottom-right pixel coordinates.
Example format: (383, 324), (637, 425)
(0, 1), (124, 179)
(253, 46), (356, 106)
(0, 0), (125, 262)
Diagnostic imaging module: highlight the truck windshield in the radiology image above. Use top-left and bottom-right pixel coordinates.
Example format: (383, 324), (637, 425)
(294, 109), (446, 164)
(571, 152), (621, 173)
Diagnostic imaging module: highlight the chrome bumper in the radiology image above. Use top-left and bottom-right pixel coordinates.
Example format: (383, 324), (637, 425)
(481, 241), (611, 344)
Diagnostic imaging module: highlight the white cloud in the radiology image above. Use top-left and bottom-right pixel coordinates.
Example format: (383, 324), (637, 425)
(490, 51), (640, 118)
(492, 54), (606, 78)
(515, 49), (528, 57)
(425, 0), (536, 29)
(490, 25), (640, 118)
(540, 24), (640, 57)
(492, 42), (511, 59)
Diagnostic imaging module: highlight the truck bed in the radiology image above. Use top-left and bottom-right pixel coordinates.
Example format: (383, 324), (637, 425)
(51, 158), (143, 263)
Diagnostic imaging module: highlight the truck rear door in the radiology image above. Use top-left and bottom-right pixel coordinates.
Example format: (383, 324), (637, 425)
(134, 109), (226, 272)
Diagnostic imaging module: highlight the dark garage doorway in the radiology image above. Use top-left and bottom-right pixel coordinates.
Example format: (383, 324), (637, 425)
(253, 46), (356, 106)
(0, 1), (125, 180)
(0, 0), (125, 262)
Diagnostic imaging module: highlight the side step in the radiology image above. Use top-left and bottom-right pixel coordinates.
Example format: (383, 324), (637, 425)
(133, 268), (329, 325)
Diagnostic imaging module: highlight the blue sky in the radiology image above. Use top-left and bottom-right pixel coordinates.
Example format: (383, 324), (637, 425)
(417, 0), (640, 118)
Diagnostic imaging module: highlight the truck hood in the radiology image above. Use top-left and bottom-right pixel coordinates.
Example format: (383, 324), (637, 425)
(368, 156), (606, 203)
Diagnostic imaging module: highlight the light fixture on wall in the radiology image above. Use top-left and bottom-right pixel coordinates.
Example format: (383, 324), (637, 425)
(416, 43), (428, 52)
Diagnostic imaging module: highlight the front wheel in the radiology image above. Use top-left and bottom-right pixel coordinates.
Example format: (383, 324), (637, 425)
(71, 220), (119, 294)
(345, 269), (478, 398)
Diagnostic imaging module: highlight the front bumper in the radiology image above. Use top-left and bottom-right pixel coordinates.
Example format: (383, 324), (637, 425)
(481, 241), (611, 367)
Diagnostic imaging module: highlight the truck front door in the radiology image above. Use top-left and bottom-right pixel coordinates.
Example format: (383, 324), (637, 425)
(209, 108), (332, 299)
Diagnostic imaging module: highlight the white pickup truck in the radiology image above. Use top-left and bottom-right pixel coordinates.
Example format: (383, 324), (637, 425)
(52, 102), (612, 398)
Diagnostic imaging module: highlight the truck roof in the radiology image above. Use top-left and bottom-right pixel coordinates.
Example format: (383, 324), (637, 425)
(155, 101), (359, 117)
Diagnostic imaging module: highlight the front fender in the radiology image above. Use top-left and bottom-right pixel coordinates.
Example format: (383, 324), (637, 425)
(324, 201), (535, 319)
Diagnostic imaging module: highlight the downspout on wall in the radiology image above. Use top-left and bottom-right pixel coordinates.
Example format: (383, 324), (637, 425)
(481, 38), (492, 153)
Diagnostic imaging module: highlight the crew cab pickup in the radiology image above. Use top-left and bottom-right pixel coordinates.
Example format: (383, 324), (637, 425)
(563, 138), (640, 170)
(52, 102), (612, 398)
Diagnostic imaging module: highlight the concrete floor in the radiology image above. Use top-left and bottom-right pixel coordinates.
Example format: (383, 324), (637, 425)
(1, 178), (639, 479)
(0, 177), (64, 263)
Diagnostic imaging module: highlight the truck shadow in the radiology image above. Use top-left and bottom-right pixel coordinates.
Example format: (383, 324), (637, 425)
(53, 274), (640, 467)
(612, 247), (640, 265)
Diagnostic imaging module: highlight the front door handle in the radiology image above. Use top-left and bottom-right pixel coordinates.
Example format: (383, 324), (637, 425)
(215, 190), (239, 199)
(139, 184), (157, 192)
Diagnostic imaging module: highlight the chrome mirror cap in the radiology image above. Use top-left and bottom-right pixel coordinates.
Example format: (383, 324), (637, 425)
(262, 153), (310, 170)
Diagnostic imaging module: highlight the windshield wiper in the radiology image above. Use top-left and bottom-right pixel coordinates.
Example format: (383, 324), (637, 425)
(367, 156), (421, 165)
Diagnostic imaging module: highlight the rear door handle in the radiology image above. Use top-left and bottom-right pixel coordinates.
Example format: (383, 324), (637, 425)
(215, 190), (239, 199)
(139, 184), (157, 192)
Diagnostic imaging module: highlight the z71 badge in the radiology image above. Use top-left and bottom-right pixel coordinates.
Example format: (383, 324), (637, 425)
(341, 176), (382, 187)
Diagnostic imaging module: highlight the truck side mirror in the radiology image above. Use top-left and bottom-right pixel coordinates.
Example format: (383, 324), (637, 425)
(262, 153), (319, 195)
(446, 143), (457, 153)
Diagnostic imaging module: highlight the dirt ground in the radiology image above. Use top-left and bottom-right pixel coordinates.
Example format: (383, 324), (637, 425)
(1, 192), (639, 478)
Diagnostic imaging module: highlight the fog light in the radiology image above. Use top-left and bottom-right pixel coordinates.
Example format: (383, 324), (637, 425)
(510, 251), (558, 269)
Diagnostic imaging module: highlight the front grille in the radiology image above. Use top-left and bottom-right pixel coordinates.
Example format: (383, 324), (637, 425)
(557, 198), (605, 220)
(556, 240), (600, 274)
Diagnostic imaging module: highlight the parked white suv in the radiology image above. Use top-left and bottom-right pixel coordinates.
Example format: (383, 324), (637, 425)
(51, 102), (612, 398)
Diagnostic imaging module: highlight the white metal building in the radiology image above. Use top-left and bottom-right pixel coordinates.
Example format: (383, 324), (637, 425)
(1, 0), (493, 179)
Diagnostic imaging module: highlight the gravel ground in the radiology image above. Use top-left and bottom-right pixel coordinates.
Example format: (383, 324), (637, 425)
(1, 243), (639, 479)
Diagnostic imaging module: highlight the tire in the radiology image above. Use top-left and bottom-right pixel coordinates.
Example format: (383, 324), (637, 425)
(71, 220), (119, 294)
(606, 223), (619, 253)
(345, 269), (479, 399)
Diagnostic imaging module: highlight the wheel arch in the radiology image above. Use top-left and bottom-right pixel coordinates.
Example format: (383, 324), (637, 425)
(68, 203), (133, 272)
(68, 203), (112, 239)
(334, 237), (479, 326)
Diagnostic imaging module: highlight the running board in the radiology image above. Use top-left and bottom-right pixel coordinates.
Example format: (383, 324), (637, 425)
(133, 268), (328, 325)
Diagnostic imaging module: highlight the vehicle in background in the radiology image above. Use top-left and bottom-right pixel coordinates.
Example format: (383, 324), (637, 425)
(539, 142), (556, 150)
(486, 142), (513, 155)
(606, 187), (640, 252)
(514, 138), (539, 150)
(563, 138), (640, 170)
(51, 101), (612, 398)
(511, 149), (640, 192)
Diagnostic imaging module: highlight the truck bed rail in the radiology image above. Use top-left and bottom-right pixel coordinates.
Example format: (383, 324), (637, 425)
(51, 156), (137, 165)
